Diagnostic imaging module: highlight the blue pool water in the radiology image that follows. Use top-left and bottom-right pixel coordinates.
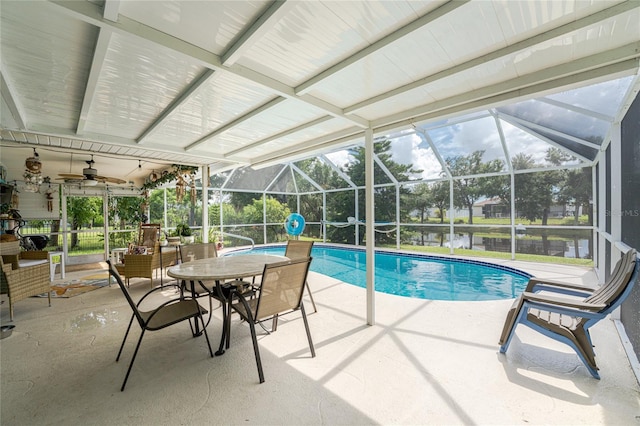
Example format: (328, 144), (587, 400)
(229, 245), (531, 301)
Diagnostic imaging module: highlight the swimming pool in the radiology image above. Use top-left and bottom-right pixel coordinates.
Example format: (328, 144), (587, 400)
(229, 245), (531, 301)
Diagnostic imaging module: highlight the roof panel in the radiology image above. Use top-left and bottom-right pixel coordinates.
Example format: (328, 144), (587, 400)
(0, 1), (97, 130)
(84, 32), (204, 140)
(118, 0), (268, 55)
(427, 1), (506, 64)
(236, 2), (370, 86)
(146, 72), (275, 150)
(0, 0), (638, 187)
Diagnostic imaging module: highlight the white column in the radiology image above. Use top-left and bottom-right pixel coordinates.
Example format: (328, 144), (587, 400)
(365, 128), (375, 326)
(202, 165), (209, 243)
(163, 188), (168, 230)
(449, 179), (455, 255)
(396, 184), (400, 249)
(61, 186), (68, 261)
(103, 192), (109, 260)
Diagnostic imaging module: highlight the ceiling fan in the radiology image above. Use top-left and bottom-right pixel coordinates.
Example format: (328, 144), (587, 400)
(57, 155), (127, 186)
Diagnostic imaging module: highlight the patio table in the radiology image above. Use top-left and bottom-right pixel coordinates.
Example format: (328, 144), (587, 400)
(167, 253), (287, 355)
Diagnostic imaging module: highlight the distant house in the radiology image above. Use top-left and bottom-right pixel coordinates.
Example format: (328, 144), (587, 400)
(472, 198), (579, 220)
(476, 198), (509, 219)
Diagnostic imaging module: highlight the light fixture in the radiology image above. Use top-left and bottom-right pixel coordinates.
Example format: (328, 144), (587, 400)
(23, 148), (44, 192)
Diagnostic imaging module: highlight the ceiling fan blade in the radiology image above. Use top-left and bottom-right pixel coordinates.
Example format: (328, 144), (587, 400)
(58, 173), (85, 179)
(97, 176), (127, 185)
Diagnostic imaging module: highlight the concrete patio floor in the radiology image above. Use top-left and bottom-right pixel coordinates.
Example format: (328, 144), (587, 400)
(1, 257), (639, 425)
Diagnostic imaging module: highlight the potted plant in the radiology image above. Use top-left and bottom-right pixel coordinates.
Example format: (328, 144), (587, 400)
(0, 202), (10, 218)
(175, 223), (194, 244)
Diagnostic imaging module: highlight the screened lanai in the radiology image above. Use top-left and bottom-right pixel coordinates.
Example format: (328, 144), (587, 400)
(1, 0), (639, 390)
(200, 75), (635, 261)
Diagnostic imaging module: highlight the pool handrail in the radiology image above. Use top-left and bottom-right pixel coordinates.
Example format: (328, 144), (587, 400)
(220, 232), (254, 252)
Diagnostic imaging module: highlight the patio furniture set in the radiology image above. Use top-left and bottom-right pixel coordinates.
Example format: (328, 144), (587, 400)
(107, 239), (318, 390)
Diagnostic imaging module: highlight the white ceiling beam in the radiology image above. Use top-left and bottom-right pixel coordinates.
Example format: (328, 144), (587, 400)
(221, 0), (289, 66)
(77, 28), (112, 135)
(250, 126), (364, 167)
(185, 97), (287, 151)
(49, 0), (369, 129)
(371, 48), (640, 133)
(2, 126), (230, 165)
(137, 69), (216, 144)
(102, 0), (120, 22)
(0, 68), (27, 129)
(295, 0), (469, 95)
(225, 115), (333, 157)
(345, 0), (640, 115)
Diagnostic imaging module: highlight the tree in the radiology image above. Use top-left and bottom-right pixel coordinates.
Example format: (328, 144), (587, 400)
(431, 181), (450, 224)
(327, 140), (418, 244)
(404, 183), (431, 245)
(242, 197), (291, 243)
(108, 196), (146, 230)
(67, 197), (101, 249)
(558, 167), (592, 225)
(445, 151), (504, 224)
(406, 184), (431, 224)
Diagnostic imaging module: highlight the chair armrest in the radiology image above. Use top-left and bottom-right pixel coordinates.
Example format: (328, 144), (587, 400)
(522, 291), (606, 312)
(526, 277), (595, 297)
(1, 254), (20, 270)
(2, 262), (50, 301)
(136, 285), (175, 306)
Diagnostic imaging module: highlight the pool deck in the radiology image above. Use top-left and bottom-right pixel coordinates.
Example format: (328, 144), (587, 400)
(1, 257), (639, 425)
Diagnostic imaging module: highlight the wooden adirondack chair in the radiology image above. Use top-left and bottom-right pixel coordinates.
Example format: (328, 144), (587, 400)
(499, 248), (639, 378)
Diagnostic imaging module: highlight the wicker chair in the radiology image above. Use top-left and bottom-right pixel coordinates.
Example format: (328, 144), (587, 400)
(138, 223), (161, 248)
(115, 242), (162, 288)
(0, 248), (51, 320)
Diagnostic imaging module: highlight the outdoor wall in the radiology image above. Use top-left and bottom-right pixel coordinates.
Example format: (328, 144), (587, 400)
(620, 91), (640, 362)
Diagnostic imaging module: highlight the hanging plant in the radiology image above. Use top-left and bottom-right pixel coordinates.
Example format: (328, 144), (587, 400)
(141, 164), (198, 191)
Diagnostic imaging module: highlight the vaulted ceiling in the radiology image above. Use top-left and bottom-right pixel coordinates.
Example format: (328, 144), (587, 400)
(1, 0), (639, 187)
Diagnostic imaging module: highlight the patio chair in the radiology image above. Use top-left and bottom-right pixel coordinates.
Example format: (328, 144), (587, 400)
(285, 239), (317, 314)
(230, 257), (315, 383)
(499, 248), (639, 378)
(180, 241), (218, 262)
(0, 248), (51, 320)
(138, 223), (161, 251)
(179, 242), (252, 330)
(115, 241), (162, 288)
(106, 260), (213, 391)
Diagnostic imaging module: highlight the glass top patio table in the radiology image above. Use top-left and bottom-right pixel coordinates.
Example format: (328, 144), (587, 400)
(167, 254), (287, 282)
